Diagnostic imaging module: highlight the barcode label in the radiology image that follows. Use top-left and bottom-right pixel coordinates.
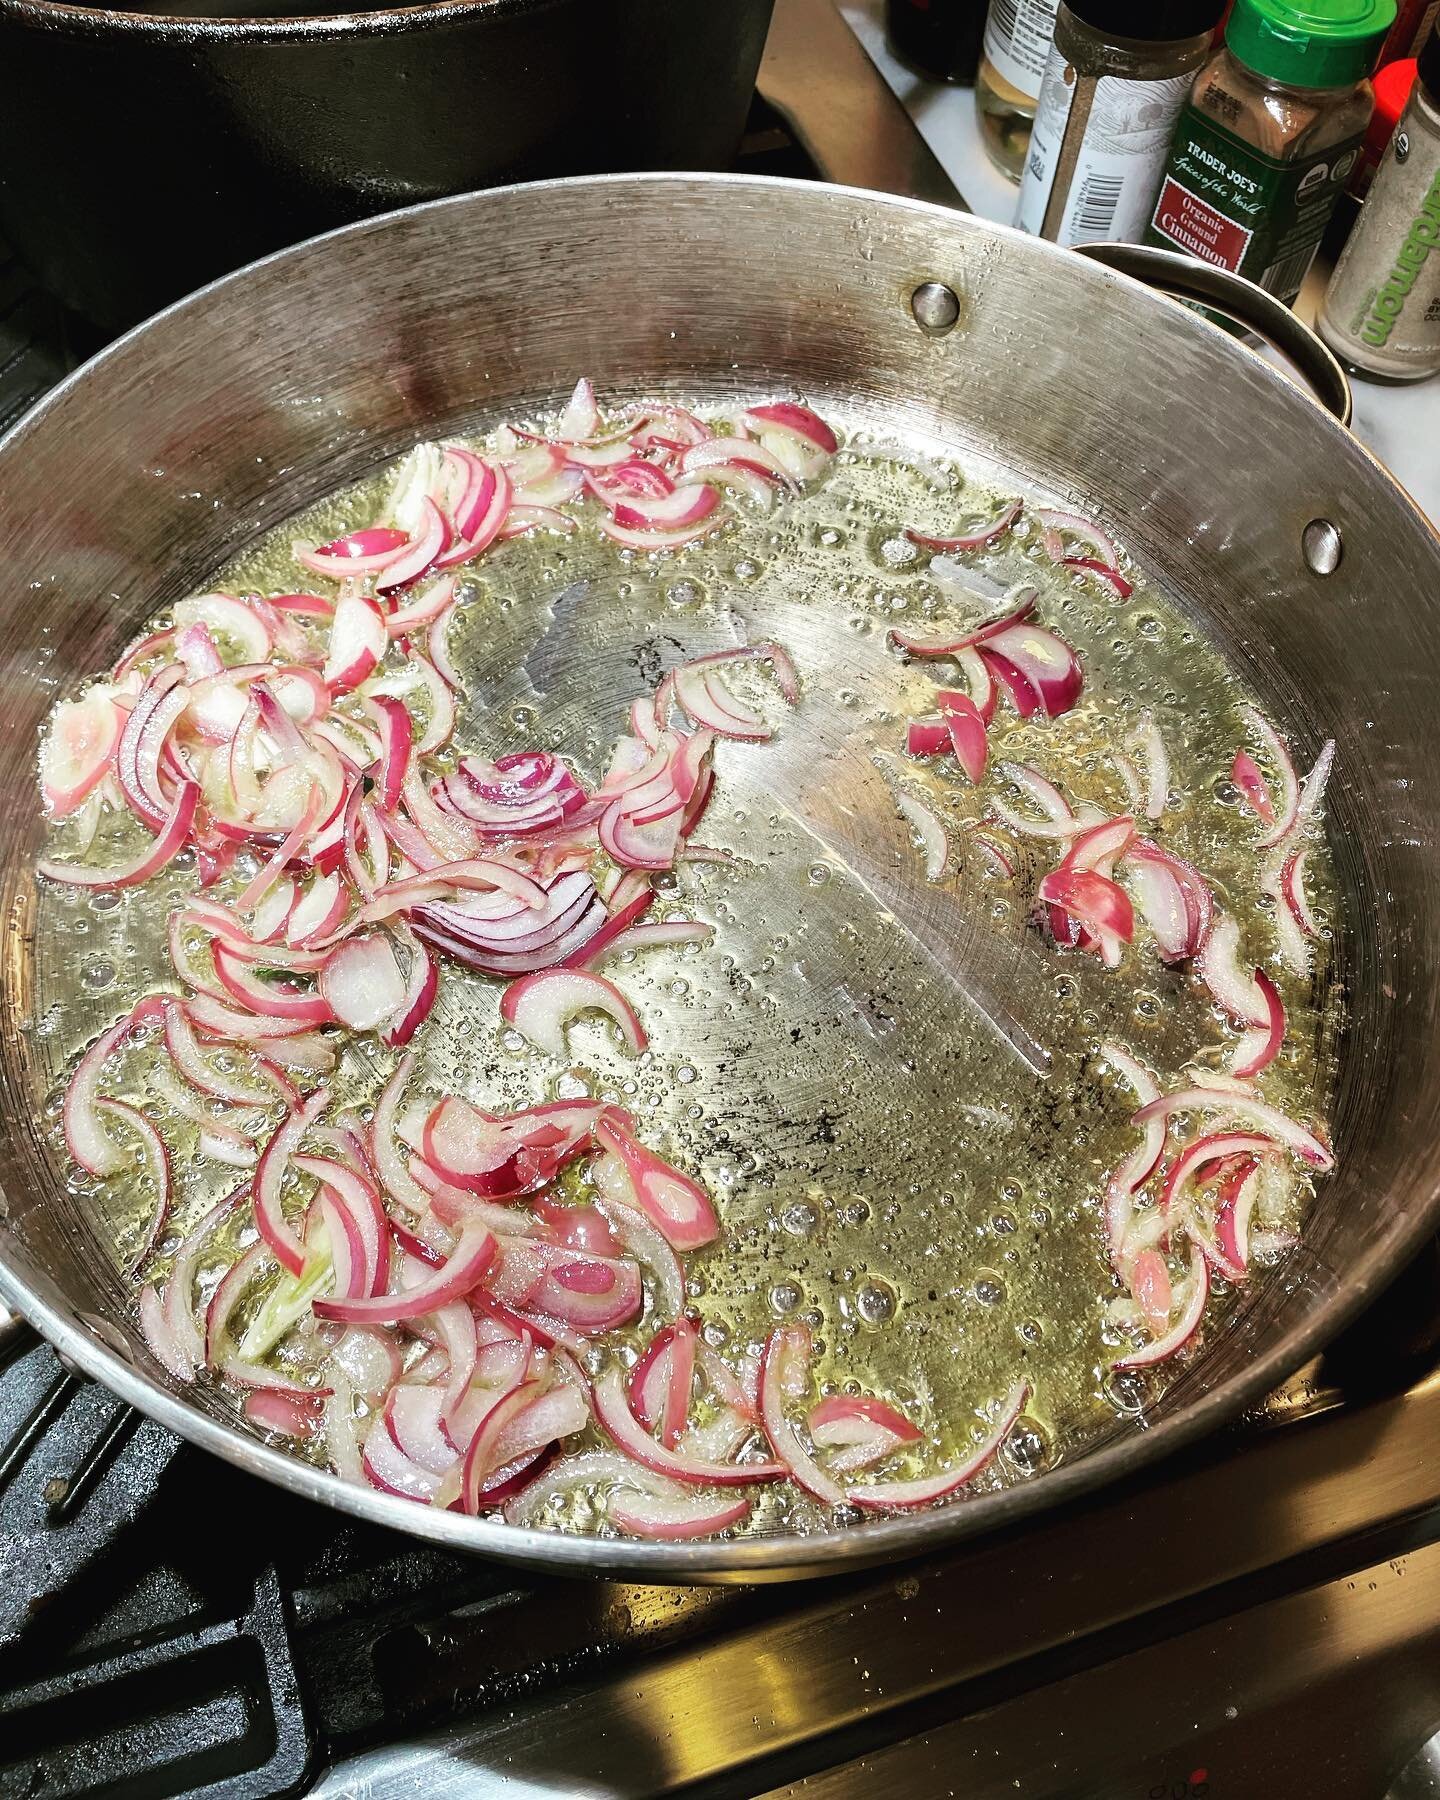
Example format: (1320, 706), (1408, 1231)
(1260, 245), (1319, 305)
(989, 0), (1018, 37)
(1070, 173), (1124, 244)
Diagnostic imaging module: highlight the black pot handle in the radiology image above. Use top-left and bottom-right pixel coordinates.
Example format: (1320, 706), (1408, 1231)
(1072, 241), (1353, 429)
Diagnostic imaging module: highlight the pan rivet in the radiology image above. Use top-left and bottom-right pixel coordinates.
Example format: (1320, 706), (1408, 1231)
(1302, 518), (1343, 576)
(911, 281), (961, 335)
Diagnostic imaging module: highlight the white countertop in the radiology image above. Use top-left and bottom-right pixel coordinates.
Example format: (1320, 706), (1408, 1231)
(841, 0), (1440, 527)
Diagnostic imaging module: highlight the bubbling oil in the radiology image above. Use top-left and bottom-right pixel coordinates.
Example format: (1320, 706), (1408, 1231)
(27, 406), (1341, 1534)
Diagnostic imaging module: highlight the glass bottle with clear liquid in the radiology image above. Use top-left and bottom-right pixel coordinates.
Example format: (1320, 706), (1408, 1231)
(977, 0), (1062, 179)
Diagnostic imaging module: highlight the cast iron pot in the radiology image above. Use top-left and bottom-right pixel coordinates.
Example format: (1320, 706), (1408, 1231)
(0, 0), (773, 332)
(0, 174), (1437, 1582)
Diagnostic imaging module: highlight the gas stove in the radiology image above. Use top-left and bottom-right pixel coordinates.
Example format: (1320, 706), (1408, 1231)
(4, 5), (1440, 1796)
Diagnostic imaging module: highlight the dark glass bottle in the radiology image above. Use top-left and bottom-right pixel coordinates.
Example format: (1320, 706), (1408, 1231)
(886, 0), (988, 84)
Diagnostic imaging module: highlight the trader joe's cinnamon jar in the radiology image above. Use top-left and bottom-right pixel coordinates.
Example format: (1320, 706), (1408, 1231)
(1144, 0), (1395, 304)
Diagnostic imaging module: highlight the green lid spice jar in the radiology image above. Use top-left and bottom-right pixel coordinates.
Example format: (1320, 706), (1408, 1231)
(1319, 21), (1440, 377)
(1015, 0), (1226, 246)
(1143, 0), (1396, 304)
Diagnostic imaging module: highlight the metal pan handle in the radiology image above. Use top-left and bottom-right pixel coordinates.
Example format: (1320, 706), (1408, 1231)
(1072, 242), (1352, 429)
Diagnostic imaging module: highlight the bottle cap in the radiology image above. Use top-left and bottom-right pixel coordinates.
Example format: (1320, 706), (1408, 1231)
(1226, 0), (1397, 87)
(1063, 0), (1227, 41)
(1419, 18), (1440, 97)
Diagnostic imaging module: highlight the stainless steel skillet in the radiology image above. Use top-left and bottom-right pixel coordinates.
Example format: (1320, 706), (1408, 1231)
(0, 173), (1437, 1582)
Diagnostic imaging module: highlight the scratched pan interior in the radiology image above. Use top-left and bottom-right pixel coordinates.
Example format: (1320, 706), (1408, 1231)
(2, 173), (1439, 1582)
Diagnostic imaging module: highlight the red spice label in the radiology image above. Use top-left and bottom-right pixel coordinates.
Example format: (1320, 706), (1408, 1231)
(1150, 175), (1253, 272)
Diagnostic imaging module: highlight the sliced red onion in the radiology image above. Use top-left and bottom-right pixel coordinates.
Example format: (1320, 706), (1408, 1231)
(845, 1381), (1029, 1511)
(93, 1098), (171, 1273)
(245, 1388), (325, 1440)
(937, 688), (988, 784)
(594, 1367), (782, 1486)
(1295, 738), (1336, 830)
(162, 1000), (276, 1107)
(322, 588), (387, 692)
(671, 667), (767, 740)
(982, 622), (1083, 718)
(1214, 1159), (1262, 1276)
(203, 1238), (271, 1368)
(591, 1182), (686, 1321)
(1160, 1129), (1277, 1229)
(894, 791), (949, 881)
(40, 775), (198, 892)
(809, 1393), (922, 1476)
(1195, 915), (1268, 1027)
(890, 591), (1037, 658)
(739, 402), (837, 480)
(757, 1325), (844, 1507)
(297, 526), (409, 580)
(254, 1088), (330, 1277)
(315, 1222), (495, 1324)
(1238, 706), (1300, 849)
(173, 593), (273, 664)
(386, 1382), (458, 1474)
(1283, 848), (1320, 938)
(557, 375), (601, 442)
(424, 1096), (602, 1200)
(1039, 867), (1134, 948)
(499, 967), (646, 1057)
(213, 944), (332, 1025)
(1231, 750), (1274, 825)
(362, 1419), (445, 1502)
(678, 434), (799, 492)
(1260, 848), (1312, 978)
(184, 990), (333, 1046)
(1113, 1245), (1209, 1370)
(492, 1240), (642, 1333)
(294, 1155), (389, 1299)
(988, 761), (1079, 840)
(41, 693), (126, 818)
(607, 1488), (749, 1539)
(1122, 839), (1212, 965)
(64, 1012), (140, 1176)
(1133, 1089), (1331, 1169)
(502, 1448), (681, 1525)
(906, 719), (950, 757)
(904, 497), (1022, 553)
(139, 1284), (194, 1382)
(1099, 1040), (1165, 1273)
(1228, 969), (1286, 1078)
(369, 1052), (430, 1217)
(112, 626), (177, 680)
(1061, 555), (1133, 599)
(593, 1113), (718, 1251)
(319, 932), (407, 1033)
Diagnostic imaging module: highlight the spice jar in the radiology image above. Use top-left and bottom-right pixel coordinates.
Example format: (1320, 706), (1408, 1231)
(976, 0), (1062, 180)
(1319, 21), (1440, 377)
(1144, 0), (1396, 304)
(1015, 0), (1227, 245)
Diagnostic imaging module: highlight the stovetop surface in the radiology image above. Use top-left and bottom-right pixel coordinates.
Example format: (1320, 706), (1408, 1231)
(4, 1234), (1440, 1800)
(4, 6), (1440, 1796)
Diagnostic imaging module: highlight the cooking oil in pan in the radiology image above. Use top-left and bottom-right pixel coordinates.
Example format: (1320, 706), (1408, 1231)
(27, 410), (1342, 1531)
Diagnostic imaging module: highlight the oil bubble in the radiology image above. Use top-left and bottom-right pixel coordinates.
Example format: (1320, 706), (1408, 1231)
(855, 1279), (896, 1325)
(1002, 1418), (1053, 1476)
(781, 1200), (819, 1237)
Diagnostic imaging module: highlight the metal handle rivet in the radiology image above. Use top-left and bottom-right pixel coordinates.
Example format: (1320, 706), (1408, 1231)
(911, 281), (960, 336)
(1302, 519), (1343, 577)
